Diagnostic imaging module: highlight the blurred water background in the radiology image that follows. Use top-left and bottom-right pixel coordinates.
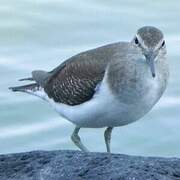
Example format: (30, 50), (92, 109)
(0, 0), (180, 156)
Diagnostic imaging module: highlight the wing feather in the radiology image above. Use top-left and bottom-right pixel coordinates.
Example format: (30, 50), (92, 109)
(44, 42), (120, 105)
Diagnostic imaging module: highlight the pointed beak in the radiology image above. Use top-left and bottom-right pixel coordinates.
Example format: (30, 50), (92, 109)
(145, 51), (157, 78)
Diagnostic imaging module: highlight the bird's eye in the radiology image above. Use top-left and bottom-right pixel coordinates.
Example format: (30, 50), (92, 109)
(134, 37), (139, 45)
(161, 40), (165, 48)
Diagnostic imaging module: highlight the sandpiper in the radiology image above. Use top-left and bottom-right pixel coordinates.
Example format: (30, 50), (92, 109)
(9, 26), (169, 153)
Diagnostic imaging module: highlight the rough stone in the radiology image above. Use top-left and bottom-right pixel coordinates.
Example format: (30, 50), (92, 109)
(0, 150), (180, 180)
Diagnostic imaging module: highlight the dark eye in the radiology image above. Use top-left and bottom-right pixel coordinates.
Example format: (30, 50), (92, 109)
(134, 37), (139, 45)
(161, 40), (165, 47)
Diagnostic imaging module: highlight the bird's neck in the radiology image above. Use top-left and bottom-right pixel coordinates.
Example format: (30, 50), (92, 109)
(106, 56), (169, 104)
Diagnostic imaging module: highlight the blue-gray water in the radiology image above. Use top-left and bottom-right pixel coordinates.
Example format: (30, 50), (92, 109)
(0, 0), (180, 156)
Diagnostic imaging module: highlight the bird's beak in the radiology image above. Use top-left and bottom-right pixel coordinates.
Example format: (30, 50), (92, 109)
(145, 51), (158, 78)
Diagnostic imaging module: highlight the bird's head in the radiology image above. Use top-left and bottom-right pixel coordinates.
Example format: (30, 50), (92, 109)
(132, 26), (166, 78)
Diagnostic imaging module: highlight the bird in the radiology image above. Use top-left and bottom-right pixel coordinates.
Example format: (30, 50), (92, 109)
(9, 26), (169, 153)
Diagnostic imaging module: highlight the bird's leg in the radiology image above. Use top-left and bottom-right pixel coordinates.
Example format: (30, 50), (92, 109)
(104, 127), (113, 153)
(71, 126), (89, 152)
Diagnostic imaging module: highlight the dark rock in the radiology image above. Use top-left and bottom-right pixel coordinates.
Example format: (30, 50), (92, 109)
(0, 150), (180, 180)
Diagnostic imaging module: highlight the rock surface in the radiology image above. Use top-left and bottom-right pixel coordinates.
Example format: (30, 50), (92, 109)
(0, 150), (180, 180)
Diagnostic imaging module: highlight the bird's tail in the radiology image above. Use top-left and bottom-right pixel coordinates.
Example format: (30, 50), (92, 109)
(9, 70), (50, 99)
(9, 83), (39, 93)
(9, 82), (46, 100)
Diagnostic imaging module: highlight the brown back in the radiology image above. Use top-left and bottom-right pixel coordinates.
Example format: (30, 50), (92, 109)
(44, 42), (121, 105)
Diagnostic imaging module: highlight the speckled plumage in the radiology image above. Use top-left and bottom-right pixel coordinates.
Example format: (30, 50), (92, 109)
(11, 43), (122, 105)
(43, 43), (120, 105)
(10, 26), (169, 152)
(9, 26), (169, 124)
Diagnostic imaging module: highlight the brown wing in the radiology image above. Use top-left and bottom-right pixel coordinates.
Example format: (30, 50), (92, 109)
(44, 42), (120, 105)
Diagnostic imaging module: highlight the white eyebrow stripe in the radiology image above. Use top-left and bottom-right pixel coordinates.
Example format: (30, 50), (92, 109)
(154, 38), (164, 51)
(136, 34), (148, 50)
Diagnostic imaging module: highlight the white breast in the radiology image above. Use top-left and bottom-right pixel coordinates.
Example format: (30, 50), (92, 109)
(45, 74), (162, 128)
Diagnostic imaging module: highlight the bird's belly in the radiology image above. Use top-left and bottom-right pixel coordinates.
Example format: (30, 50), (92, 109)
(48, 77), (164, 128)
